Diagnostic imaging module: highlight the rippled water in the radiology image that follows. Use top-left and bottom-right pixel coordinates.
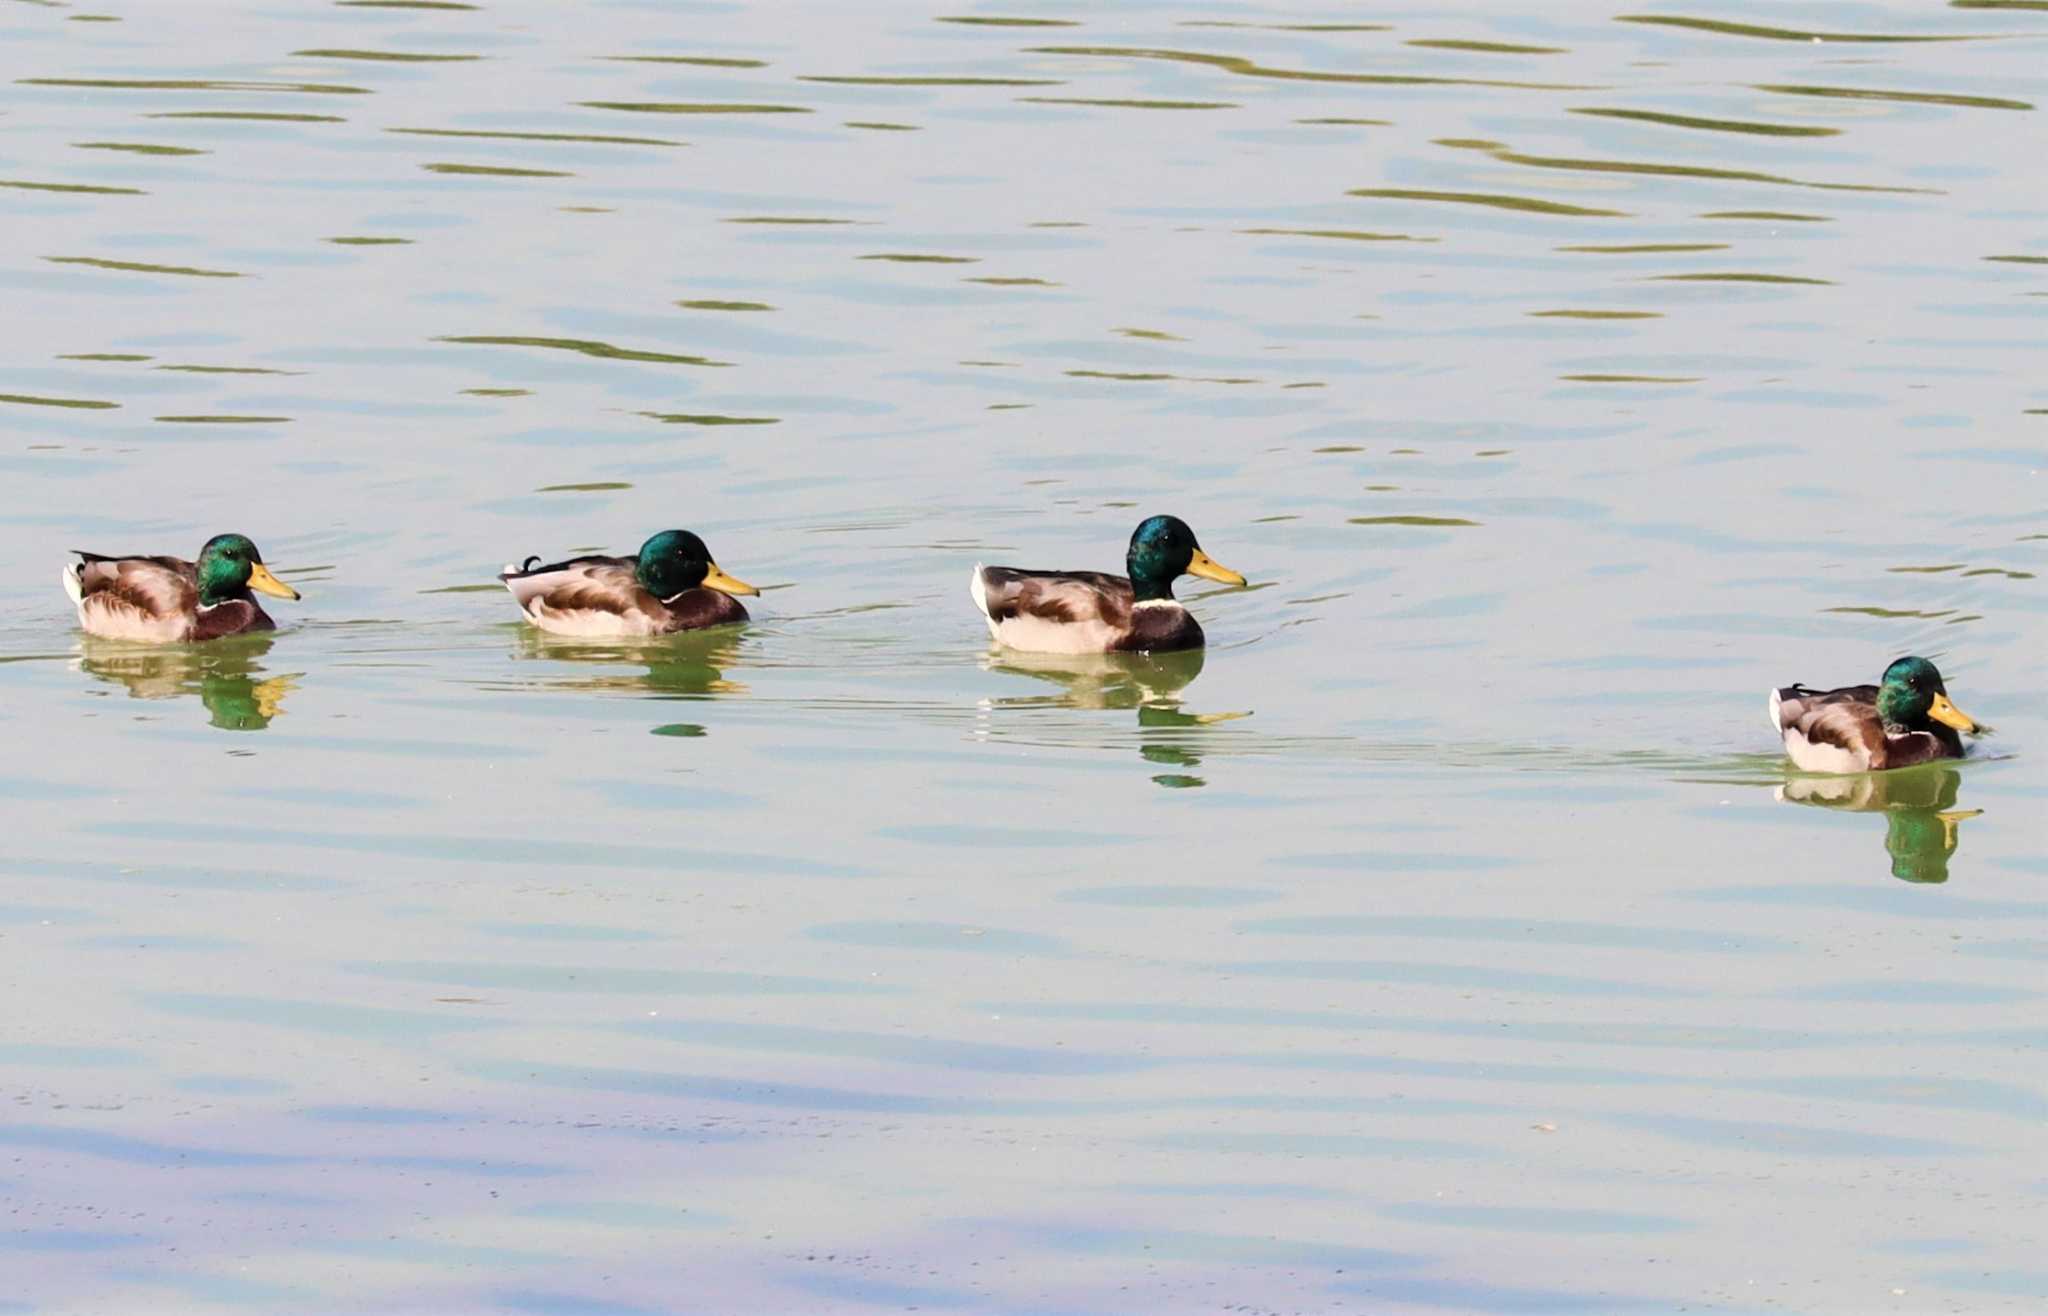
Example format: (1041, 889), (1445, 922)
(3, 2), (2045, 1311)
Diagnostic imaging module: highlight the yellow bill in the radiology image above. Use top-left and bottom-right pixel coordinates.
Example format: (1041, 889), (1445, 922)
(1927, 692), (1980, 735)
(701, 563), (760, 597)
(246, 562), (301, 601)
(1186, 548), (1247, 587)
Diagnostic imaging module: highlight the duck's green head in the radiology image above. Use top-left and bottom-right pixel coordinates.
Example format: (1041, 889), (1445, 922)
(196, 533), (298, 606)
(634, 529), (759, 602)
(1126, 515), (1247, 602)
(1876, 655), (1979, 735)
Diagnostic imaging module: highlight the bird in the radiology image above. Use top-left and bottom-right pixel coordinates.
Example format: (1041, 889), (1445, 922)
(1770, 655), (1984, 773)
(969, 514), (1247, 654)
(498, 529), (758, 637)
(61, 533), (300, 643)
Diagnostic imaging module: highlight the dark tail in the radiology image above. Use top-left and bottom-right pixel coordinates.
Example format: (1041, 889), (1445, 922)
(498, 554), (543, 580)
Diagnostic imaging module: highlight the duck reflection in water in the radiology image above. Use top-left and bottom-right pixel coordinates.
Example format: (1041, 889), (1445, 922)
(76, 634), (298, 731)
(1777, 764), (1981, 884)
(983, 647), (1248, 788)
(514, 627), (748, 698)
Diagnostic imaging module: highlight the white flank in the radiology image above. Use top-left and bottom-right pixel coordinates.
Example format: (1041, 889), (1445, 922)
(78, 601), (190, 643)
(60, 562), (83, 611)
(523, 599), (656, 638)
(991, 612), (1122, 655)
(1767, 687), (1783, 734)
(1782, 726), (1866, 775)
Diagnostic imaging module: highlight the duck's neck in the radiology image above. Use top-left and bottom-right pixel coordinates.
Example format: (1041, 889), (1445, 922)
(1131, 575), (1176, 603)
(637, 556), (702, 601)
(1127, 551), (1178, 603)
(196, 569), (245, 607)
(1875, 682), (1923, 734)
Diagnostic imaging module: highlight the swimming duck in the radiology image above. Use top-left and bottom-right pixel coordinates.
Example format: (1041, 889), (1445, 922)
(499, 529), (758, 637)
(1770, 655), (1984, 773)
(970, 514), (1247, 654)
(62, 533), (300, 643)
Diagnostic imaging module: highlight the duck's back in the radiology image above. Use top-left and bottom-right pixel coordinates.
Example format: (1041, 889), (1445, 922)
(1772, 684), (1882, 772)
(971, 566), (1132, 653)
(500, 555), (646, 634)
(68, 552), (203, 642)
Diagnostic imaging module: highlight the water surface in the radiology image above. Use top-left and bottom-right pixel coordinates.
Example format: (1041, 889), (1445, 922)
(2, 2), (2044, 1312)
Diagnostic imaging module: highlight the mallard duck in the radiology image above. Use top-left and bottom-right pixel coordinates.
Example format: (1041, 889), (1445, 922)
(498, 529), (757, 636)
(1770, 655), (1984, 773)
(969, 514), (1247, 654)
(61, 533), (300, 643)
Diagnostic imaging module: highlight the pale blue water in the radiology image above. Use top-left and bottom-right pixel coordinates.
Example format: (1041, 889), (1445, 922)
(1, 2), (2044, 1312)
